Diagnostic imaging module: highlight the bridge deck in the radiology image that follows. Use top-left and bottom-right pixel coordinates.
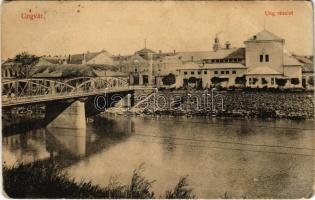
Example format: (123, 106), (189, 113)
(2, 86), (156, 107)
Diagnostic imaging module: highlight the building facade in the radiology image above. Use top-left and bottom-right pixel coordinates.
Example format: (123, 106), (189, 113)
(174, 30), (312, 89)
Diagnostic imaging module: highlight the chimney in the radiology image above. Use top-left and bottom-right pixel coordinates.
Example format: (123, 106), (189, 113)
(173, 49), (176, 55)
(68, 54), (71, 64)
(225, 41), (231, 49)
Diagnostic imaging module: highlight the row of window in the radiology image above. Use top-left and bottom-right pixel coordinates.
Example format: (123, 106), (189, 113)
(204, 58), (243, 64)
(183, 70), (237, 75)
(259, 54), (269, 62)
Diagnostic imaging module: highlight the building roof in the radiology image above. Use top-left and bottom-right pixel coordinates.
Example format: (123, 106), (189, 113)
(43, 57), (64, 64)
(245, 30), (284, 43)
(203, 63), (247, 69)
(292, 55), (313, 64)
(163, 48), (244, 62)
(30, 64), (120, 78)
(178, 62), (200, 70)
(32, 71), (63, 78)
(224, 48), (245, 59)
(93, 70), (128, 77)
(288, 54), (313, 73)
(302, 64), (314, 73)
(35, 57), (60, 66)
(68, 50), (111, 64)
(246, 66), (282, 75)
(135, 48), (156, 54)
(283, 53), (303, 66)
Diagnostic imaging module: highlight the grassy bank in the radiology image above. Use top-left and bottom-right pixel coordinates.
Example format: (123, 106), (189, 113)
(3, 161), (195, 198)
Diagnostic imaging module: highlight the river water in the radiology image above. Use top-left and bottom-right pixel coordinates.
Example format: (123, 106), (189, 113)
(2, 115), (314, 198)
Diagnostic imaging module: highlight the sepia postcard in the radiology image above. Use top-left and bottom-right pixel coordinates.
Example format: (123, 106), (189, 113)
(1, 0), (314, 199)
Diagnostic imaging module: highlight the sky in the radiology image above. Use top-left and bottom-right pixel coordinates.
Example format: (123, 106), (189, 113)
(1, 1), (313, 60)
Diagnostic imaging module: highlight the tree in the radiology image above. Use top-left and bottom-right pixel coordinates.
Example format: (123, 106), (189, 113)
(308, 76), (314, 86)
(162, 73), (176, 86)
(13, 52), (39, 78)
(252, 78), (258, 85)
(188, 77), (197, 83)
(211, 77), (221, 85)
(275, 78), (287, 88)
(290, 78), (300, 87)
(235, 76), (246, 86)
(262, 78), (268, 85)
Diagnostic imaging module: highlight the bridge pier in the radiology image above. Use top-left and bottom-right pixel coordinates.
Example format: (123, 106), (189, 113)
(47, 100), (86, 129)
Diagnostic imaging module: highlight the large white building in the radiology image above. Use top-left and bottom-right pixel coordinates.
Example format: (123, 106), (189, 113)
(172, 30), (313, 89)
(245, 30), (303, 88)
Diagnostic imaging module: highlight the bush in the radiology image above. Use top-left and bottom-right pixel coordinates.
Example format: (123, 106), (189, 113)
(235, 76), (246, 85)
(262, 78), (268, 85)
(3, 161), (195, 199)
(275, 78), (287, 87)
(290, 78), (300, 86)
(164, 177), (195, 199)
(308, 76), (314, 86)
(162, 73), (176, 86)
(188, 77), (197, 83)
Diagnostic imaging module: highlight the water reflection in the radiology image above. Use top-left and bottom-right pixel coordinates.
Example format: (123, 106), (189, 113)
(45, 128), (87, 157)
(3, 116), (135, 167)
(2, 116), (314, 198)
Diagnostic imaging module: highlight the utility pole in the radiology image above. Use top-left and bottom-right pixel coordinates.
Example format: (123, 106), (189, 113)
(148, 52), (153, 86)
(144, 38), (147, 49)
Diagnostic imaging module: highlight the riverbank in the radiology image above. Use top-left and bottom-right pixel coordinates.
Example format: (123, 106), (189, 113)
(130, 90), (314, 120)
(3, 161), (195, 198)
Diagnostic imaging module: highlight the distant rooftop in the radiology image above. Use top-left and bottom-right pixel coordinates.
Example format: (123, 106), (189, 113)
(163, 48), (244, 62)
(283, 53), (303, 66)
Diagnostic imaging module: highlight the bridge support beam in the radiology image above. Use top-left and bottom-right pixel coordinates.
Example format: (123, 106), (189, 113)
(47, 100), (86, 129)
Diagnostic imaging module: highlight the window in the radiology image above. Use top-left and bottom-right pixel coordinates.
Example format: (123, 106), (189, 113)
(271, 77), (274, 85)
(184, 71), (187, 75)
(260, 55), (264, 62)
(135, 68), (138, 72)
(226, 71), (230, 74)
(204, 71), (207, 75)
(221, 71), (224, 74)
(198, 71), (201, 75)
(191, 71), (195, 75)
(265, 55), (269, 62)
(232, 70), (236, 74)
(214, 71), (218, 74)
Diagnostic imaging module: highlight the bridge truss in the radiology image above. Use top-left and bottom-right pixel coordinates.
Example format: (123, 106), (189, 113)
(2, 77), (131, 107)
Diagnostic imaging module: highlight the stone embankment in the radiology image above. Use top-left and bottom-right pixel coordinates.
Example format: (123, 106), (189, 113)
(131, 90), (314, 120)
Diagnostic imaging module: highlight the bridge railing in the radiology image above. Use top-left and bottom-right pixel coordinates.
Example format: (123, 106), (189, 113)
(2, 77), (130, 105)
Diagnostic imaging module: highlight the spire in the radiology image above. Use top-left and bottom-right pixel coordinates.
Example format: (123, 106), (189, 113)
(213, 32), (222, 52)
